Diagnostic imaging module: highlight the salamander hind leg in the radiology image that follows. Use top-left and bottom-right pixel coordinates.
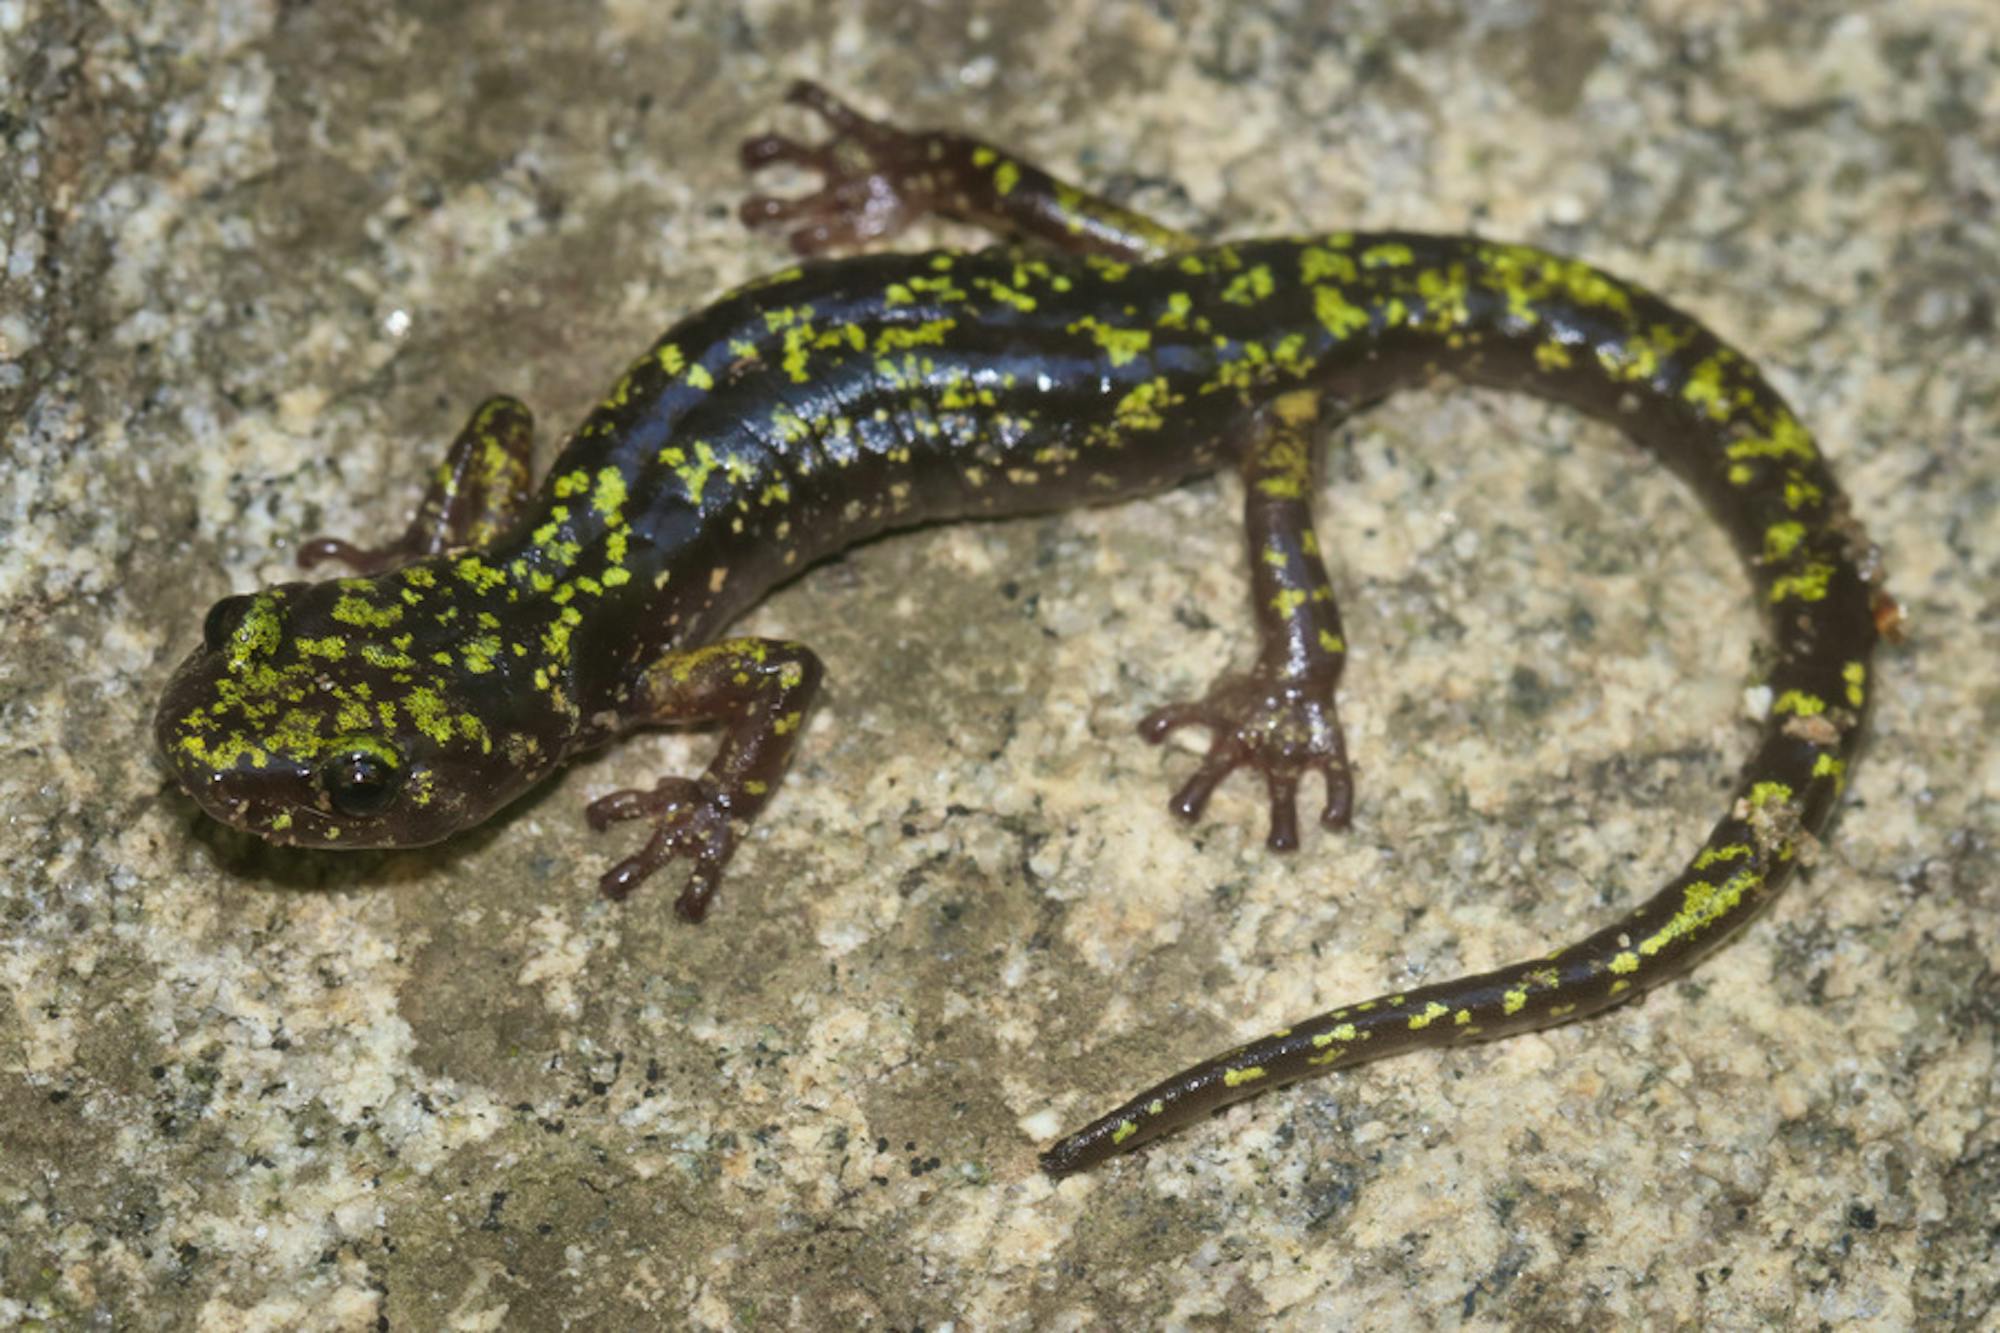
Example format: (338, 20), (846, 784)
(298, 396), (536, 573)
(1143, 392), (1354, 851)
(589, 637), (823, 922)
(739, 80), (1195, 260)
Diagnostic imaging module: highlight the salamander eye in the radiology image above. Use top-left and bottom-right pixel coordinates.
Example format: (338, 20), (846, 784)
(202, 595), (256, 652)
(322, 746), (403, 817)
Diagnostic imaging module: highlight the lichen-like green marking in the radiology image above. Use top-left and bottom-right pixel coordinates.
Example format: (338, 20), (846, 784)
(1747, 781), (1793, 809)
(1774, 690), (1825, 716)
(1535, 341), (1574, 371)
(1763, 520), (1807, 561)
(1682, 356), (1731, 419)
(333, 595), (401, 629)
(1726, 412), (1816, 464)
(455, 556), (507, 594)
(1312, 285), (1370, 339)
(1770, 562), (1833, 603)
(1222, 264), (1275, 305)
(593, 466), (628, 520)
(1067, 316), (1151, 367)
(1407, 1001), (1450, 1030)
(1638, 868), (1763, 957)
(1693, 843), (1749, 870)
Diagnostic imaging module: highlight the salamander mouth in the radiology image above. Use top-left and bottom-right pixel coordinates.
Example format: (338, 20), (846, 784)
(165, 749), (313, 839)
(169, 757), (413, 849)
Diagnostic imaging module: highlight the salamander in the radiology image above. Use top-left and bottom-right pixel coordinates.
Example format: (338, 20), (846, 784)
(154, 84), (1895, 1176)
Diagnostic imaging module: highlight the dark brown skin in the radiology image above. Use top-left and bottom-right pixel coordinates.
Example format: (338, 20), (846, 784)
(155, 85), (1893, 1175)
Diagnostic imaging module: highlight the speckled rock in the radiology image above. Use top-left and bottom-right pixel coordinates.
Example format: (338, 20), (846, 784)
(1, 1), (1994, 1327)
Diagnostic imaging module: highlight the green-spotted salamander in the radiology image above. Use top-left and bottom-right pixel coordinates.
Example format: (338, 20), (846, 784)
(155, 84), (1896, 1176)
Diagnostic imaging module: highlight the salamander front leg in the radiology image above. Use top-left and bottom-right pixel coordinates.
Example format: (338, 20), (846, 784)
(740, 80), (1196, 261)
(298, 396), (536, 573)
(1143, 392), (1354, 850)
(587, 638), (823, 922)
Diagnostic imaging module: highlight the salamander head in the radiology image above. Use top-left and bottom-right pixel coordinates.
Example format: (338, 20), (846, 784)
(155, 579), (563, 849)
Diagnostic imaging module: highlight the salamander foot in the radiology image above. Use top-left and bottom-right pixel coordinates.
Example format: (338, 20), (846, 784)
(1140, 672), (1353, 851)
(738, 81), (943, 255)
(587, 776), (738, 921)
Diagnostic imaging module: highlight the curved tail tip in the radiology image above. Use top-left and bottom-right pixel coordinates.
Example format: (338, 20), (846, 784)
(1038, 1143), (1089, 1178)
(1038, 1116), (1118, 1176)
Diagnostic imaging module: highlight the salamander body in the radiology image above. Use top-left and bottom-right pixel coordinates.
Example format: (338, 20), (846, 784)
(155, 85), (1890, 1174)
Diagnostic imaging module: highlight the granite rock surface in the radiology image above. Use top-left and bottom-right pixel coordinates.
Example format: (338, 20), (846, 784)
(2, 1), (1994, 1327)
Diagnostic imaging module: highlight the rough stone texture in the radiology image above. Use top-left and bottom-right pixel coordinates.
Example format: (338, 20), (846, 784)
(2, 1), (1994, 1327)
